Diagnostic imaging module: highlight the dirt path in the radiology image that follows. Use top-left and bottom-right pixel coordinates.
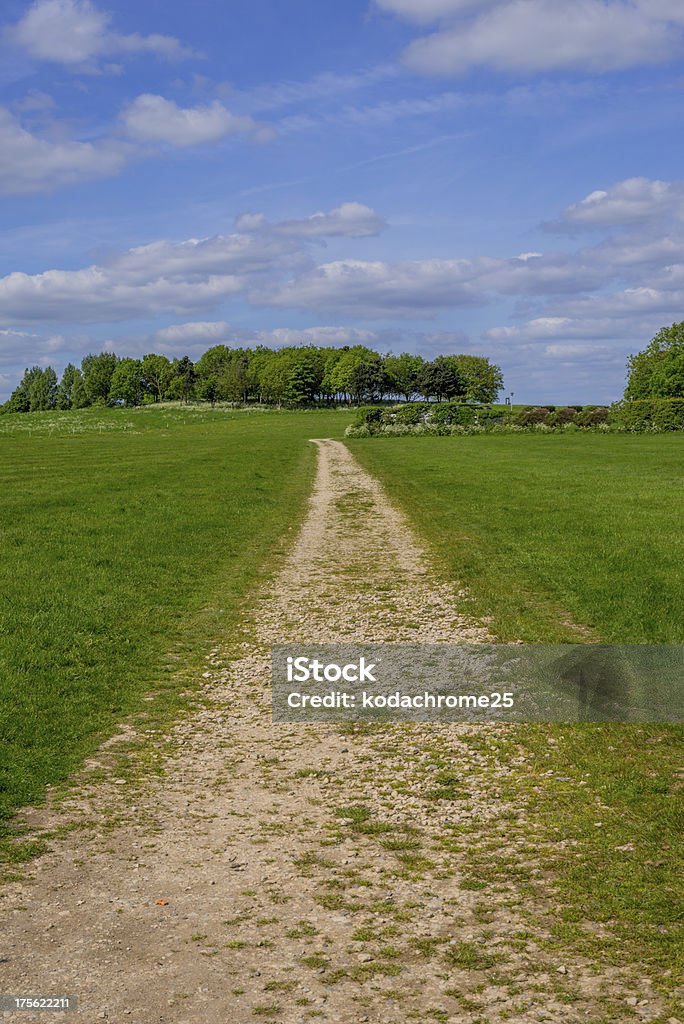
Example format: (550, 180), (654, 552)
(1, 440), (663, 1023)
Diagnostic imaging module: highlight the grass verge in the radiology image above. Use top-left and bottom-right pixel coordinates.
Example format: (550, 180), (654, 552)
(347, 433), (684, 643)
(0, 404), (350, 858)
(347, 432), (684, 996)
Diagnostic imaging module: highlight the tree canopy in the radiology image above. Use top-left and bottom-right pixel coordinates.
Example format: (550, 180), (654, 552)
(2, 342), (504, 413)
(625, 322), (684, 399)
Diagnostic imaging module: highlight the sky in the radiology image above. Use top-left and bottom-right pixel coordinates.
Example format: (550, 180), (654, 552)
(2, 0), (684, 404)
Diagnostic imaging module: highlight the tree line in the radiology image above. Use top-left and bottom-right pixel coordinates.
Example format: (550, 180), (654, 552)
(2, 345), (504, 413)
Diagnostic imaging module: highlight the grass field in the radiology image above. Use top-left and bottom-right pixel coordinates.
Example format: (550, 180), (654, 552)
(2, 411), (682, 992)
(349, 432), (684, 991)
(0, 405), (349, 852)
(348, 432), (684, 643)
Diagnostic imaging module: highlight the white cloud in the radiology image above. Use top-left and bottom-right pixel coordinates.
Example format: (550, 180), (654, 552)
(0, 265), (244, 324)
(562, 286), (684, 319)
(237, 202), (386, 238)
(259, 325), (374, 346)
(480, 253), (599, 295)
(11, 0), (196, 67)
(484, 316), (639, 342)
(121, 95), (272, 147)
(0, 329), (67, 399)
(0, 228), (298, 322)
(260, 258), (485, 317)
(0, 203), (383, 323)
(401, 0), (680, 75)
(0, 106), (130, 195)
(553, 177), (684, 229)
(154, 321), (232, 345)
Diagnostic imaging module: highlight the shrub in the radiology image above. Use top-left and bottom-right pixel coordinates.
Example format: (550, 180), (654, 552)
(353, 406), (383, 428)
(476, 406), (505, 425)
(429, 402), (478, 426)
(610, 398), (684, 431)
(514, 407), (550, 426)
(547, 406), (577, 426)
(576, 406), (609, 426)
(394, 402), (429, 425)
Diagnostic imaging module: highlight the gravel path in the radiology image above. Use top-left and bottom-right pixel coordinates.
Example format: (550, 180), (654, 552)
(0, 440), (663, 1023)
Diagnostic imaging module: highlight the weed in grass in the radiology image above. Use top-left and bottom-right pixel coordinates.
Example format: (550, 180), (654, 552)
(285, 921), (318, 939)
(300, 954), (330, 970)
(443, 941), (502, 971)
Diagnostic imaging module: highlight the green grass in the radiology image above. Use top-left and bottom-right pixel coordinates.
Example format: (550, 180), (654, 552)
(0, 404), (350, 845)
(348, 432), (684, 993)
(347, 433), (684, 642)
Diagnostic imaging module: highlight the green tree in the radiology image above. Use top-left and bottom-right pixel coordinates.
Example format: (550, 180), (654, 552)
(385, 353), (424, 401)
(348, 356), (390, 404)
(197, 374), (221, 406)
(6, 366), (57, 412)
(447, 355), (503, 403)
(324, 346), (377, 400)
(195, 345), (231, 381)
(56, 363), (83, 410)
(626, 323), (684, 399)
(170, 356), (197, 403)
(419, 357), (466, 402)
(285, 347), (325, 405)
(82, 352), (118, 405)
(110, 358), (145, 406)
(219, 351), (251, 403)
(141, 353), (173, 403)
(258, 350), (291, 406)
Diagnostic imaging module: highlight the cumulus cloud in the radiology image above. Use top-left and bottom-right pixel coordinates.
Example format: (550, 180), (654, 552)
(154, 321), (234, 345)
(0, 328), (68, 399)
(551, 177), (684, 230)
(484, 316), (640, 342)
(0, 229), (297, 322)
(121, 95), (272, 147)
(260, 325), (375, 346)
(4, 179), (684, 368)
(388, 0), (682, 76)
(10, 0), (196, 68)
(0, 203), (383, 323)
(259, 258), (486, 317)
(0, 106), (130, 195)
(0, 327), (63, 366)
(236, 202), (386, 238)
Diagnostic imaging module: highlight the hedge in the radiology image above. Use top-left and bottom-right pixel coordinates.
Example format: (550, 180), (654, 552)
(609, 398), (684, 431)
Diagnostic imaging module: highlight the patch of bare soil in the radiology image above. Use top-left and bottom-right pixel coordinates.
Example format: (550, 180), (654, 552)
(0, 440), (664, 1023)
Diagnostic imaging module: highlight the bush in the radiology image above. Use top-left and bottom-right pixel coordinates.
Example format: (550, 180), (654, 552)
(610, 398), (684, 431)
(429, 402), (478, 426)
(576, 406), (609, 426)
(394, 402), (429, 425)
(353, 406), (384, 428)
(476, 406), (505, 425)
(547, 406), (577, 426)
(514, 407), (550, 426)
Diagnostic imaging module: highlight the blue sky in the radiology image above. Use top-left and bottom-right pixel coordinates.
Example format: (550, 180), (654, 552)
(2, 0), (684, 403)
